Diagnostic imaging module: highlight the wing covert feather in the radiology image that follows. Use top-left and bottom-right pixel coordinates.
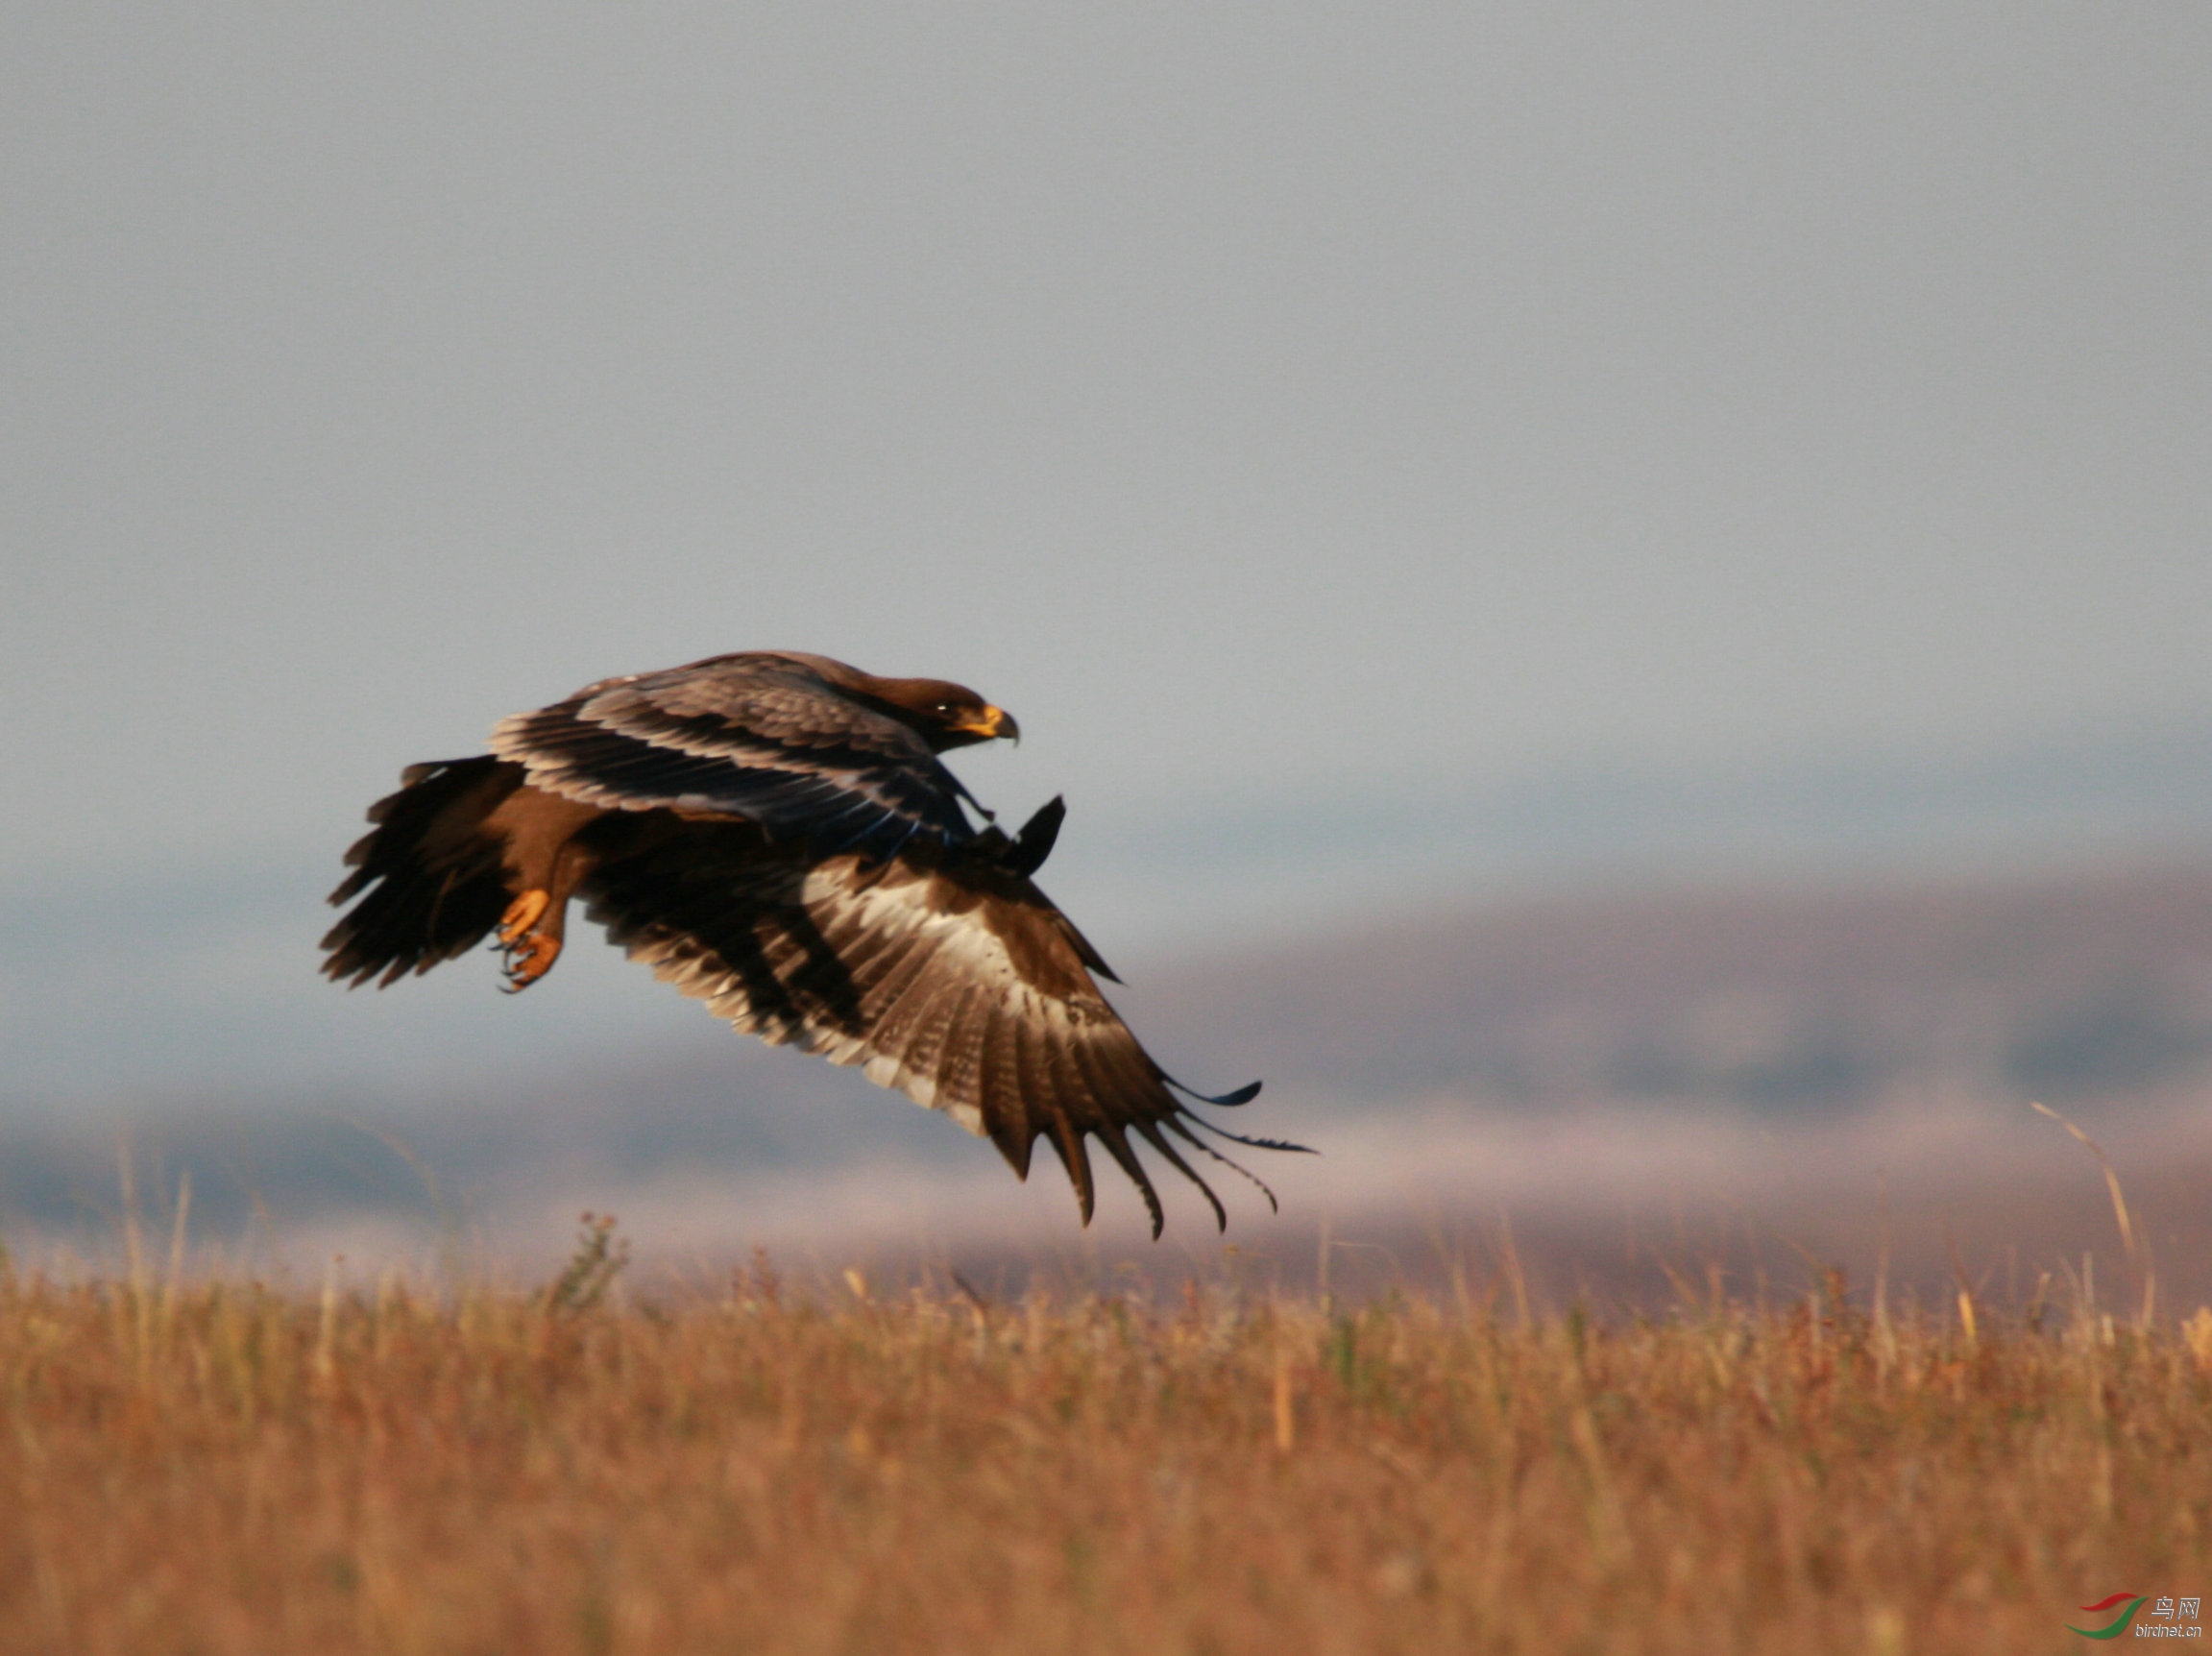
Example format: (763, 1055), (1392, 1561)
(490, 653), (980, 860)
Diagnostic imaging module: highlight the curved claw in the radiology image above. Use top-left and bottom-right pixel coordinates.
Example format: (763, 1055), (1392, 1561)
(498, 931), (562, 992)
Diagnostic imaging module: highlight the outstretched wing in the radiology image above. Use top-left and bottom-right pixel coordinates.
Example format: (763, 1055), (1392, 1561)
(490, 651), (982, 861)
(576, 811), (1287, 1235)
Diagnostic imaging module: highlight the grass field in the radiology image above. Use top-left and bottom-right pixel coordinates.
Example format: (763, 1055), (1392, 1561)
(1, 1231), (2207, 1656)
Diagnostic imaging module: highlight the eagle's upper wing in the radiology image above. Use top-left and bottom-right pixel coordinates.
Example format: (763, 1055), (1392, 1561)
(490, 651), (982, 861)
(575, 810), (1286, 1234)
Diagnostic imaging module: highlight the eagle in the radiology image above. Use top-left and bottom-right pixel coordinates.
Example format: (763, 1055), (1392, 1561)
(321, 650), (1294, 1234)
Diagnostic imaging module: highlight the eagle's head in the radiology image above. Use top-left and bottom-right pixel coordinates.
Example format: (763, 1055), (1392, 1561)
(872, 676), (1019, 752)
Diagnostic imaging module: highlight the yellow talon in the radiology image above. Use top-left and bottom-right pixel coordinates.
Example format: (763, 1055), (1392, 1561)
(498, 889), (549, 946)
(497, 889), (560, 989)
(501, 931), (562, 989)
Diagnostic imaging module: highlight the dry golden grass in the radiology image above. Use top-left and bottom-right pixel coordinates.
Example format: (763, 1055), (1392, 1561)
(2, 1241), (2208, 1655)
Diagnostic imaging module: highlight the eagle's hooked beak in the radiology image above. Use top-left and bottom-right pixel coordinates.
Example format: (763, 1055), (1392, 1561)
(955, 705), (1019, 744)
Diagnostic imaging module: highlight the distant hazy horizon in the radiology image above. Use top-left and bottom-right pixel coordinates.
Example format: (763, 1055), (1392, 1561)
(5, 709), (2209, 1122)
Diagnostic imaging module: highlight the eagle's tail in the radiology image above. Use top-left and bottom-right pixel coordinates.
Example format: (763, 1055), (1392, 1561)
(321, 757), (526, 987)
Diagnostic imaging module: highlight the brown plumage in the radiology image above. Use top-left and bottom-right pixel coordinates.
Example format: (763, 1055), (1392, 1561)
(322, 650), (1297, 1234)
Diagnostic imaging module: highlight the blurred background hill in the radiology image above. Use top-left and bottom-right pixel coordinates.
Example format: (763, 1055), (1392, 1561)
(9, 824), (2212, 1309)
(4, 4), (2209, 1305)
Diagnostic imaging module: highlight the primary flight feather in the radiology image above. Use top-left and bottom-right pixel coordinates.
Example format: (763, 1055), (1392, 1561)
(321, 650), (1294, 1234)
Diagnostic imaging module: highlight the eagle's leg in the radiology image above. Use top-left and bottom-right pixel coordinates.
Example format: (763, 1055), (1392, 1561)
(483, 784), (605, 992)
(498, 889), (563, 990)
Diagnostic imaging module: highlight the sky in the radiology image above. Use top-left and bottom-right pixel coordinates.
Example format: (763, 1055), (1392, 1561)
(3, 4), (2211, 1111)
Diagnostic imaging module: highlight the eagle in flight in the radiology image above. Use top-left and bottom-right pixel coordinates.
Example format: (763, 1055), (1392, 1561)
(322, 651), (1292, 1233)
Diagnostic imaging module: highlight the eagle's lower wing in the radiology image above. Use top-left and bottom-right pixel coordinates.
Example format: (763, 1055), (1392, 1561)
(578, 816), (1280, 1234)
(491, 652), (978, 861)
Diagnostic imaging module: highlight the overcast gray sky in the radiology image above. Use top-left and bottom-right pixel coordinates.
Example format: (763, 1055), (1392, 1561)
(5, 1), (2209, 898)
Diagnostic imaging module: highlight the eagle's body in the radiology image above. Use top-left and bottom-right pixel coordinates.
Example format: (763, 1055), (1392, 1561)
(322, 651), (1285, 1232)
